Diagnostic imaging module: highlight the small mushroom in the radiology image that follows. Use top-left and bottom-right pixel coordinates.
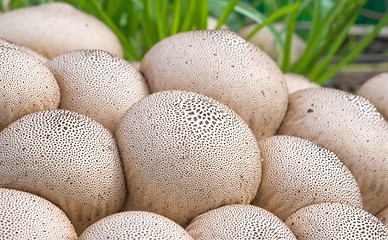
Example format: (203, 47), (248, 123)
(79, 211), (193, 240)
(116, 90), (262, 227)
(140, 29), (288, 141)
(0, 37), (48, 63)
(0, 188), (77, 239)
(0, 2), (123, 58)
(186, 204), (296, 239)
(285, 203), (388, 239)
(376, 206), (388, 228)
(283, 72), (320, 94)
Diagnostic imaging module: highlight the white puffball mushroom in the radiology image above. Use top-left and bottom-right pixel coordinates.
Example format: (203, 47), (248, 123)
(140, 29), (288, 141)
(116, 90), (262, 227)
(0, 2), (123, 58)
(0, 109), (127, 235)
(0, 37), (48, 63)
(79, 211), (193, 240)
(283, 72), (320, 94)
(277, 88), (388, 215)
(252, 135), (363, 221)
(46, 49), (149, 133)
(358, 72), (388, 120)
(0, 46), (60, 131)
(186, 204), (296, 239)
(0, 188), (77, 240)
(376, 206), (388, 228)
(285, 203), (388, 239)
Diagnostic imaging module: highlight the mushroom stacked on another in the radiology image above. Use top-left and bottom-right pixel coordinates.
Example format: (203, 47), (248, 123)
(0, 37), (48, 63)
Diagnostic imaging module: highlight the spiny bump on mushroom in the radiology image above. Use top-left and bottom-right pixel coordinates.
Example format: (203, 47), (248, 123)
(79, 211), (193, 240)
(252, 135), (363, 221)
(0, 37), (48, 63)
(277, 87), (388, 215)
(0, 46), (60, 131)
(116, 90), (262, 227)
(140, 29), (288, 141)
(186, 204), (296, 239)
(0, 188), (77, 239)
(0, 109), (126, 235)
(285, 203), (388, 239)
(46, 49), (150, 133)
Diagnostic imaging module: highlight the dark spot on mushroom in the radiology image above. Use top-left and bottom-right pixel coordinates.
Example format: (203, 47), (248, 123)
(307, 109), (314, 113)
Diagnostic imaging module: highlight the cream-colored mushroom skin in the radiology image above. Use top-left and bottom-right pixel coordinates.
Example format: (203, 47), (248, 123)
(0, 110), (126, 235)
(277, 88), (388, 215)
(0, 188), (77, 240)
(252, 135), (363, 221)
(283, 73), (320, 94)
(0, 37), (48, 63)
(0, 46), (59, 131)
(376, 206), (388, 228)
(140, 29), (288, 141)
(79, 211), (193, 240)
(285, 203), (388, 239)
(186, 204), (296, 239)
(0, 2), (123, 58)
(116, 90), (262, 227)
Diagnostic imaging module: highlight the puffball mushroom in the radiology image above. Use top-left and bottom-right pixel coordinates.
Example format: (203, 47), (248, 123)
(116, 90), (262, 227)
(0, 46), (60, 131)
(46, 49), (149, 133)
(0, 188), (77, 240)
(283, 73), (320, 94)
(186, 204), (296, 239)
(376, 206), (388, 228)
(277, 88), (388, 215)
(285, 203), (388, 239)
(79, 211), (193, 240)
(357, 72), (388, 120)
(251, 135), (363, 221)
(0, 109), (126, 235)
(140, 29), (288, 141)
(0, 2), (123, 58)
(0, 37), (48, 63)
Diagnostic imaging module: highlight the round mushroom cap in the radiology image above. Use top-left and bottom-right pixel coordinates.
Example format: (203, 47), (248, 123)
(46, 50), (149, 133)
(252, 135), (363, 221)
(0, 46), (60, 131)
(140, 29), (288, 141)
(0, 2), (123, 58)
(376, 206), (388, 228)
(285, 203), (388, 239)
(0, 188), (77, 240)
(357, 72), (388, 120)
(0, 109), (126, 235)
(79, 211), (193, 240)
(277, 88), (388, 215)
(283, 72), (320, 94)
(116, 90), (262, 227)
(0, 37), (48, 63)
(186, 204), (296, 239)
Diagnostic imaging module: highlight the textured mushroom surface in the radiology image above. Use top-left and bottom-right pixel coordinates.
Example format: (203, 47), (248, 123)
(283, 73), (320, 94)
(376, 206), (388, 228)
(0, 37), (48, 62)
(0, 46), (59, 131)
(186, 204), (296, 239)
(251, 135), (363, 221)
(47, 49), (149, 133)
(116, 90), (262, 226)
(277, 88), (388, 215)
(0, 110), (126, 235)
(285, 203), (388, 239)
(79, 211), (193, 240)
(140, 29), (288, 141)
(0, 188), (77, 240)
(0, 2), (123, 58)
(358, 72), (388, 120)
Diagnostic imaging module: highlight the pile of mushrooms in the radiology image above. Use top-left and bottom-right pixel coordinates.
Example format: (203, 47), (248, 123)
(0, 2), (387, 239)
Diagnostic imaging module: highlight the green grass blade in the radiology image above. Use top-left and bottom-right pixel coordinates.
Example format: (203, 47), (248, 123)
(179, 0), (196, 32)
(197, 0), (208, 30)
(154, 0), (168, 39)
(281, 0), (300, 72)
(171, 0), (181, 35)
(215, 0), (239, 29)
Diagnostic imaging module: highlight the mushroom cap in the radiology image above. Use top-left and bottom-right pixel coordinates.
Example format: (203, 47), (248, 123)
(0, 188), (77, 240)
(0, 37), (48, 63)
(79, 211), (193, 240)
(285, 203), (388, 239)
(252, 135), (363, 221)
(376, 206), (388, 228)
(0, 46), (60, 131)
(46, 49), (149, 133)
(357, 72), (388, 120)
(0, 109), (126, 235)
(283, 72), (320, 94)
(0, 2), (123, 58)
(116, 90), (262, 226)
(140, 29), (288, 141)
(186, 204), (296, 239)
(277, 87), (388, 215)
